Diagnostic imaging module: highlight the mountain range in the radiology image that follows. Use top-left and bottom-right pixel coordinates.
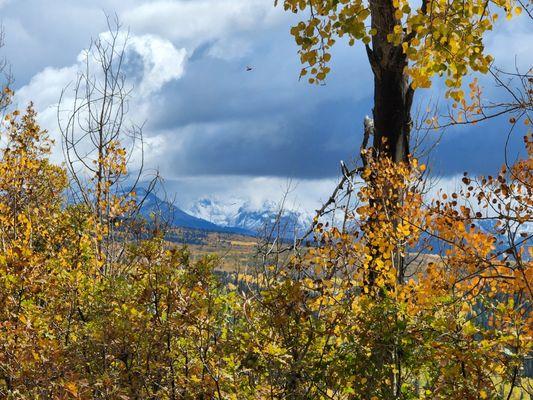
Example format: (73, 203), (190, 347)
(187, 197), (311, 237)
(136, 189), (311, 237)
(136, 189), (532, 252)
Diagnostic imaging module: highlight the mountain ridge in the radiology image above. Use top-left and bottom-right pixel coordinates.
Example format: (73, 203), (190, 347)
(135, 188), (255, 236)
(135, 189), (312, 238)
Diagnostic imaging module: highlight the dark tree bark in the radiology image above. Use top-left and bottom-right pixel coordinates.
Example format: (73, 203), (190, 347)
(364, 0), (415, 289)
(363, 6), (415, 394)
(367, 0), (414, 164)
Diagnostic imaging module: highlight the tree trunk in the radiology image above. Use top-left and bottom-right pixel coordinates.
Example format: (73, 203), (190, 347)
(367, 0), (414, 164)
(364, 0), (415, 288)
(373, 68), (413, 163)
(363, 6), (414, 394)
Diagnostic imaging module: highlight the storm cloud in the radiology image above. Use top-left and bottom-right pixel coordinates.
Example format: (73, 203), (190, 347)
(1, 0), (531, 210)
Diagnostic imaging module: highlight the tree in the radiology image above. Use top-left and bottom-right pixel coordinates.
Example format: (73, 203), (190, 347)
(58, 17), (157, 271)
(280, 0), (530, 293)
(278, 0), (524, 163)
(0, 103), (73, 397)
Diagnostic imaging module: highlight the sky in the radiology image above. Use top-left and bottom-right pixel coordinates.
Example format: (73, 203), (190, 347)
(0, 0), (531, 213)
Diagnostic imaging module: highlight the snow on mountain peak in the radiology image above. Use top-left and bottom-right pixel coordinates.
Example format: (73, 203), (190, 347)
(187, 196), (312, 235)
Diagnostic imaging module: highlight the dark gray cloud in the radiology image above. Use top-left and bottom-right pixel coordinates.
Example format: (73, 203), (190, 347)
(140, 25), (373, 178)
(1, 0), (114, 83)
(152, 99), (364, 178)
(2, 0), (531, 187)
(142, 26), (526, 179)
(430, 122), (526, 176)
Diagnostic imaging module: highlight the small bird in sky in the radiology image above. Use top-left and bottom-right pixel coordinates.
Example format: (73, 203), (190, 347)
(246, 66), (253, 71)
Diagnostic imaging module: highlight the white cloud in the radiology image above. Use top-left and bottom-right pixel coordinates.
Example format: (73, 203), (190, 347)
(164, 174), (339, 216)
(14, 31), (187, 164)
(16, 30), (186, 106)
(16, 65), (77, 111)
(128, 34), (187, 96)
(424, 174), (465, 201)
(123, 0), (283, 47)
(15, 65), (79, 162)
(207, 38), (252, 61)
(485, 15), (533, 72)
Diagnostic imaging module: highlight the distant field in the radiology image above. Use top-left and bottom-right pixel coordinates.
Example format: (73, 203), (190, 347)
(167, 228), (260, 271)
(168, 227), (441, 274)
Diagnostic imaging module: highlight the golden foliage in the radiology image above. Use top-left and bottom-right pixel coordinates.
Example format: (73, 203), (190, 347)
(0, 98), (531, 399)
(280, 0), (520, 101)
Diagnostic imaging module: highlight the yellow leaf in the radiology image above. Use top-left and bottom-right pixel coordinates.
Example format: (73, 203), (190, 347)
(65, 382), (78, 396)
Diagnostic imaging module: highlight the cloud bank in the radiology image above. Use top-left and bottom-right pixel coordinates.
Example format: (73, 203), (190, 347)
(2, 0), (531, 212)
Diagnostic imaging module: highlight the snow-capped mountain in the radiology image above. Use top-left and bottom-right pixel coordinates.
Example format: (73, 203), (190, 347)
(135, 188), (223, 231)
(135, 189), (252, 235)
(187, 197), (313, 237)
(133, 189), (312, 238)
